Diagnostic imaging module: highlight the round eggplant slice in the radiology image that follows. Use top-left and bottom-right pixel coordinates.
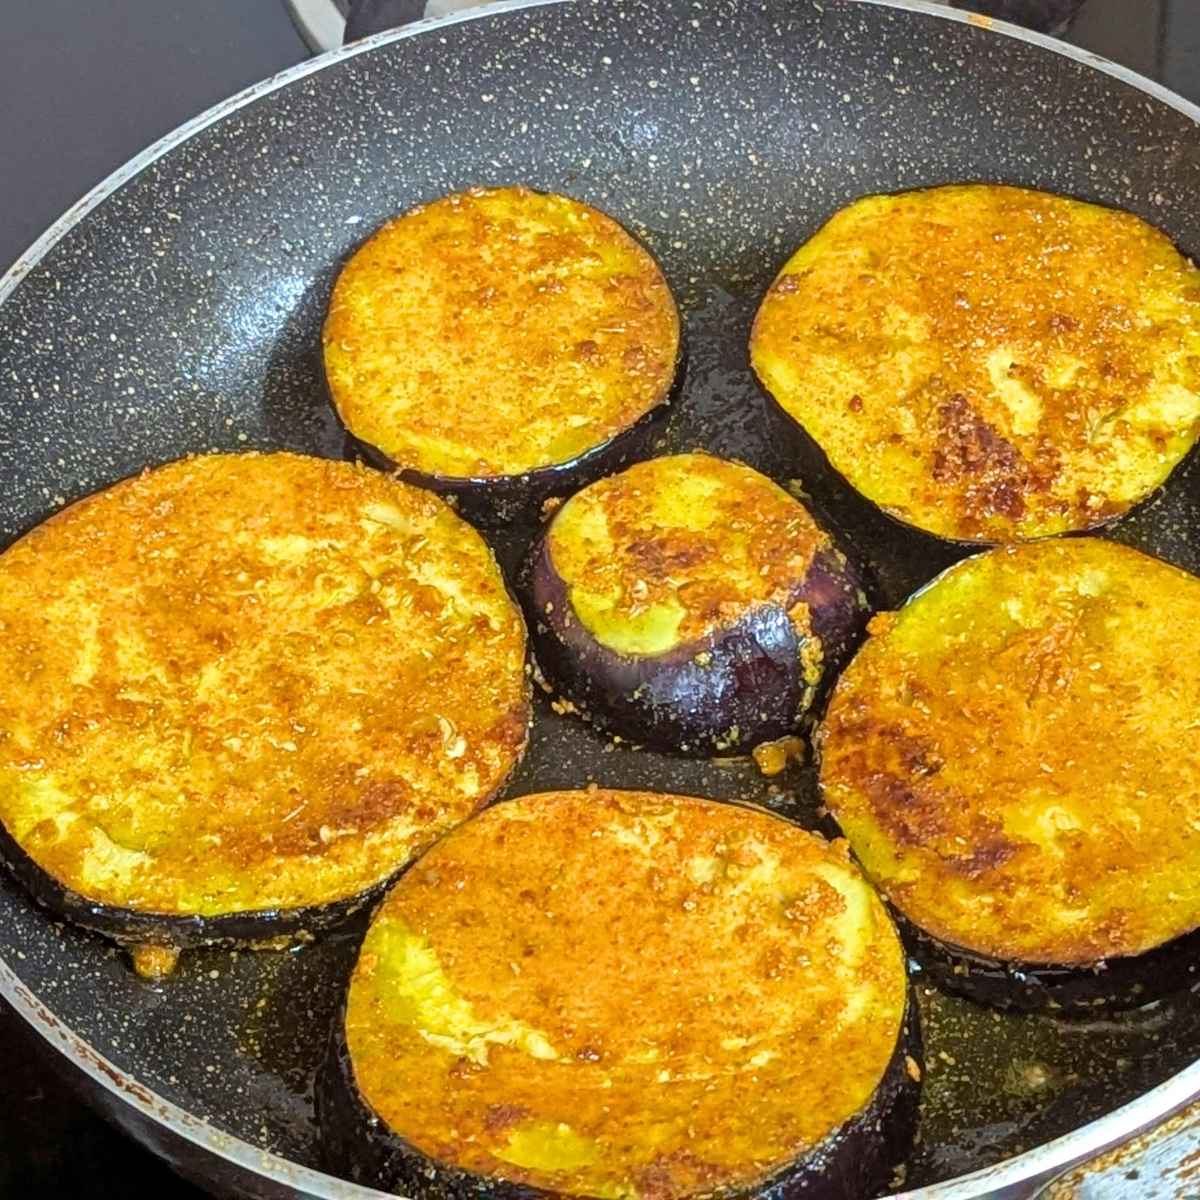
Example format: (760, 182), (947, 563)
(820, 538), (1200, 1011)
(525, 453), (867, 756)
(750, 184), (1200, 544)
(321, 789), (919, 1200)
(323, 186), (682, 521)
(0, 453), (530, 965)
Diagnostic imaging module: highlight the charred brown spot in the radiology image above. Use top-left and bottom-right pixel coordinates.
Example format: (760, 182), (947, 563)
(901, 742), (943, 779)
(482, 1104), (530, 1133)
(932, 394), (1031, 520)
(329, 778), (417, 834)
(980, 477), (1026, 520)
(289, 788), (439, 858)
(861, 772), (953, 847)
(623, 344), (649, 372)
(490, 706), (534, 753)
(944, 836), (1020, 879)
(932, 395), (1015, 478)
(1048, 312), (1079, 334)
(625, 536), (710, 575)
(848, 393), (864, 413)
(634, 1150), (730, 1200)
(634, 1163), (678, 1200)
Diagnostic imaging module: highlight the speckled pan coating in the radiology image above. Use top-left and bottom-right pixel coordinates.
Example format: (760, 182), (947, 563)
(5, 3), (1200, 1200)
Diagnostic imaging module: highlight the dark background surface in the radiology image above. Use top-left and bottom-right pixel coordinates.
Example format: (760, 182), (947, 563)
(1, 1), (1200, 1197)
(0, 14), (307, 1200)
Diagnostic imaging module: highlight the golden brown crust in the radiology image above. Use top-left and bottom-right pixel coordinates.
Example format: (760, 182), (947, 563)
(546, 453), (829, 656)
(751, 184), (1200, 542)
(324, 187), (680, 479)
(0, 453), (530, 917)
(346, 789), (907, 1199)
(820, 539), (1200, 964)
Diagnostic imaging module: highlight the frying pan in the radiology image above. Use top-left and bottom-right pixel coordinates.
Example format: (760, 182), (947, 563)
(4, 2), (1200, 1197)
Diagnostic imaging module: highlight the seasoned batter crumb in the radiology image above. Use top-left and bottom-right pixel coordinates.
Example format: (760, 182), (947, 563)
(324, 187), (680, 479)
(821, 538), (1200, 964)
(752, 184), (1200, 541)
(344, 790), (910, 1199)
(0, 453), (530, 922)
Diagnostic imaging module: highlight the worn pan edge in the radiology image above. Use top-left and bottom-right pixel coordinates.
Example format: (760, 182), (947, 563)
(3, 1), (1200, 1197)
(4, 0), (1200, 306)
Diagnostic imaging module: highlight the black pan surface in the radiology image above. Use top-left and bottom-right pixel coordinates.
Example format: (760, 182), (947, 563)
(4, 1), (1200, 1196)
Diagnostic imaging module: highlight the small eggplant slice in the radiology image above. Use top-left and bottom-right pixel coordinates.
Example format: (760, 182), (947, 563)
(320, 789), (920, 1200)
(0, 452), (530, 964)
(750, 184), (1200, 543)
(323, 186), (682, 522)
(820, 538), (1200, 1011)
(524, 452), (867, 755)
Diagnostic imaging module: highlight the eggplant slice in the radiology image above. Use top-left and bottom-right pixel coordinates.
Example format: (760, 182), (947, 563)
(320, 789), (919, 1200)
(524, 452), (867, 756)
(819, 538), (1200, 1011)
(750, 184), (1200, 543)
(0, 453), (530, 969)
(323, 186), (682, 521)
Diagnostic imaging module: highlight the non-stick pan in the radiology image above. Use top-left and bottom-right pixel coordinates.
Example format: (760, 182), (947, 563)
(4, 2), (1200, 1197)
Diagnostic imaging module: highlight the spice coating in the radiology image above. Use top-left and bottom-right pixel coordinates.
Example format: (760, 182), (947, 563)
(545, 453), (830, 657)
(0, 452), (529, 918)
(750, 184), (1200, 541)
(324, 186), (681, 480)
(820, 538), (1200, 964)
(343, 789), (909, 1199)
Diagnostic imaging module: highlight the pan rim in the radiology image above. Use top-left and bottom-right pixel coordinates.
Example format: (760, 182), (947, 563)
(3, 1), (1200, 1197)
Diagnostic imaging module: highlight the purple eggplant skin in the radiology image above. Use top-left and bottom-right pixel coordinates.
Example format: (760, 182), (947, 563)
(521, 536), (868, 756)
(899, 913), (1200, 1014)
(333, 347), (686, 529)
(0, 817), (392, 956)
(347, 400), (669, 529)
(318, 988), (922, 1200)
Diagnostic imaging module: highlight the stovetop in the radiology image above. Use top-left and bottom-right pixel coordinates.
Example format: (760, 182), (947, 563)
(2, 1), (1200, 1196)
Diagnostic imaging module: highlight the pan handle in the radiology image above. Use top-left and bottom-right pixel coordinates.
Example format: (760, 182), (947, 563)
(284, 0), (494, 54)
(947, 0), (1086, 36)
(284, 0), (347, 53)
(344, 0), (443, 42)
(285, 0), (1089, 55)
